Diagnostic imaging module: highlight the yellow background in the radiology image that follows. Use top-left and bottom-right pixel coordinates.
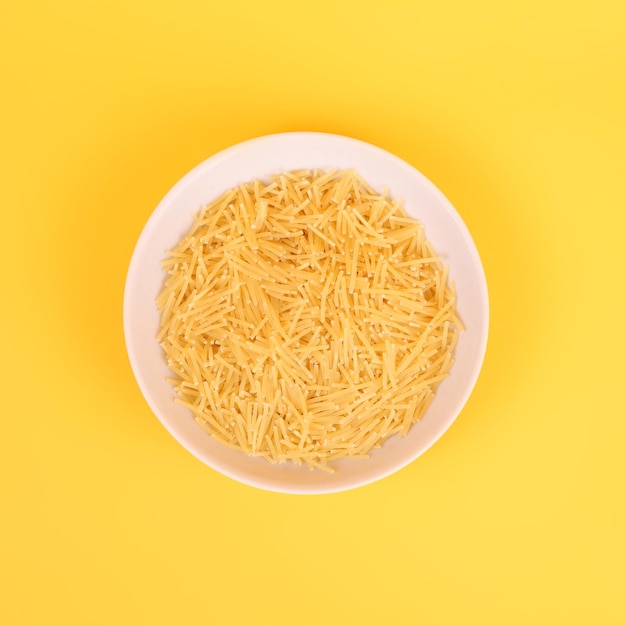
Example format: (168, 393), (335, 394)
(2, 1), (625, 624)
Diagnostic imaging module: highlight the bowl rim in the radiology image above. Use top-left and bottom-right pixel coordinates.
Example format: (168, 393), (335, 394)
(123, 131), (489, 494)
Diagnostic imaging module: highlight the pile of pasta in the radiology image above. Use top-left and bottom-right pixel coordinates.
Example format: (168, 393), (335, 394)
(157, 169), (461, 471)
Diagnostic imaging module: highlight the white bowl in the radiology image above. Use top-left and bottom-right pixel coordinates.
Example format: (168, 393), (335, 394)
(124, 132), (488, 494)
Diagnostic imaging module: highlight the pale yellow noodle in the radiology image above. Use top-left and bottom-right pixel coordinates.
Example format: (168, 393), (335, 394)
(157, 169), (461, 471)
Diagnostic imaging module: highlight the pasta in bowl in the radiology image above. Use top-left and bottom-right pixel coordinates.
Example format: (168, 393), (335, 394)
(124, 133), (488, 493)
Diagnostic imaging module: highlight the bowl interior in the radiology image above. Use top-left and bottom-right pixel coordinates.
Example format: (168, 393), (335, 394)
(124, 132), (488, 494)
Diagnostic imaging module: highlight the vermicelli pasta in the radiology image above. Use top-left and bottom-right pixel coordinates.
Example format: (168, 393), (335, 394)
(157, 169), (462, 471)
